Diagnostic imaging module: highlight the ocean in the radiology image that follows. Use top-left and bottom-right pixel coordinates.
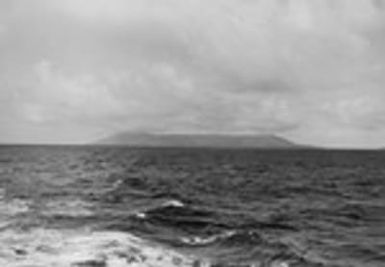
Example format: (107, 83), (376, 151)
(0, 146), (384, 267)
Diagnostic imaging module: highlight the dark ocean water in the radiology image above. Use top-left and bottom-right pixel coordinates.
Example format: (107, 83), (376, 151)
(0, 146), (384, 267)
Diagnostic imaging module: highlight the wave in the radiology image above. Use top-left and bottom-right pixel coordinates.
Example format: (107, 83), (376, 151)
(130, 200), (228, 236)
(179, 230), (237, 246)
(0, 228), (204, 267)
(132, 199), (185, 218)
(0, 226), (329, 267)
(161, 199), (185, 208)
(0, 202), (323, 266)
(0, 199), (30, 217)
(0, 189), (31, 229)
(135, 199), (214, 221)
(178, 229), (271, 250)
(41, 198), (94, 217)
(0, 188), (5, 199)
(131, 200), (298, 237)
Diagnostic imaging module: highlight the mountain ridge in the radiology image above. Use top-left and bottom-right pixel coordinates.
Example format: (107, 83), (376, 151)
(97, 132), (304, 148)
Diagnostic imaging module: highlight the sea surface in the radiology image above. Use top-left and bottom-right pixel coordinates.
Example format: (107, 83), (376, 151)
(0, 146), (384, 267)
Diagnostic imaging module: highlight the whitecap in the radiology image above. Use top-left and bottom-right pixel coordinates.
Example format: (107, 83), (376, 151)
(180, 230), (237, 246)
(135, 212), (147, 219)
(112, 179), (123, 189)
(133, 199), (185, 219)
(161, 200), (185, 208)
(0, 228), (204, 267)
(270, 261), (290, 267)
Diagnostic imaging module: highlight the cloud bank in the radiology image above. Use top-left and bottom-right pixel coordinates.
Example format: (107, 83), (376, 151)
(1, 0), (385, 147)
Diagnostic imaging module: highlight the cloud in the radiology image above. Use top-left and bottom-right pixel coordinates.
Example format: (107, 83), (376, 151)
(25, 60), (125, 122)
(1, 0), (385, 146)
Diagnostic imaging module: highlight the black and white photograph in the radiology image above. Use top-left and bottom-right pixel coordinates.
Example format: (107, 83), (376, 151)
(0, 0), (384, 266)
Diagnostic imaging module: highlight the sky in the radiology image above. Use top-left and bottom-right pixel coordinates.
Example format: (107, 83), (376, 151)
(1, 0), (385, 148)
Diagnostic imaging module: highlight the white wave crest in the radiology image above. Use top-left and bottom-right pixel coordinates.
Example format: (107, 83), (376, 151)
(180, 230), (236, 246)
(133, 200), (185, 219)
(161, 200), (185, 208)
(0, 228), (205, 267)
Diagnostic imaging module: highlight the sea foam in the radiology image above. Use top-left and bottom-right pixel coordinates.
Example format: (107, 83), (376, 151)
(0, 228), (205, 267)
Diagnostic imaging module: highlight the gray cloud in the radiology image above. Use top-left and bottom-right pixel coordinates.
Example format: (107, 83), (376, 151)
(1, 0), (385, 147)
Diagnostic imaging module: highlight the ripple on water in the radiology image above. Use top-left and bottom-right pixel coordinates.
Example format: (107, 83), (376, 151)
(0, 199), (30, 216)
(41, 199), (94, 217)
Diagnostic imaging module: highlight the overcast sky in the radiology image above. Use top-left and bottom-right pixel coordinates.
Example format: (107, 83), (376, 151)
(1, 0), (385, 147)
